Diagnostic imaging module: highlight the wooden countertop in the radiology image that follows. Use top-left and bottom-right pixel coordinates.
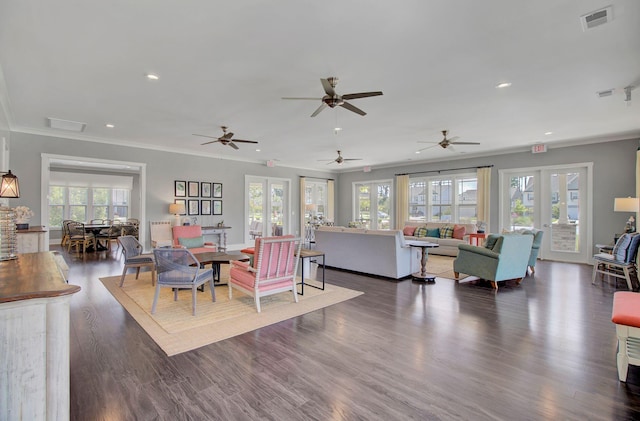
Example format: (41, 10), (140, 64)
(0, 252), (80, 303)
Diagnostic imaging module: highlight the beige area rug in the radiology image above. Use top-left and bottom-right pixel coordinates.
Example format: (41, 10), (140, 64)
(100, 269), (363, 356)
(425, 254), (458, 280)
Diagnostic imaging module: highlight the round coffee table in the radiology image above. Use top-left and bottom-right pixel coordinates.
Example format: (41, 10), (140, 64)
(406, 240), (439, 283)
(193, 251), (250, 285)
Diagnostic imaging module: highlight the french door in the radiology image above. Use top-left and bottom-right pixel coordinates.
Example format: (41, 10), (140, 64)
(500, 163), (592, 263)
(245, 176), (290, 241)
(353, 180), (392, 230)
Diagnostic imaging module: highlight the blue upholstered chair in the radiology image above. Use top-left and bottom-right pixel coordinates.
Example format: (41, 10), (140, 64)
(453, 234), (534, 290)
(592, 233), (640, 291)
(152, 248), (215, 316)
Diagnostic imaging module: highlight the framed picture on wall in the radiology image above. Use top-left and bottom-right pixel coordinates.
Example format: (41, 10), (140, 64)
(213, 183), (223, 198)
(188, 199), (199, 215)
(188, 181), (200, 197)
(200, 200), (211, 215)
(200, 182), (212, 198)
(213, 200), (223, 215)
(175, 180), (186, 197)
(174, 199), (187, 215)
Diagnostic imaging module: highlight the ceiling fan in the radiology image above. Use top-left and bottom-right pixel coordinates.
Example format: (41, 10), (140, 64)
(193, 126), (258, 150)
(418, 130), (480, 151)
(319, 150), (363, 165)
(283, 77), (383, 117)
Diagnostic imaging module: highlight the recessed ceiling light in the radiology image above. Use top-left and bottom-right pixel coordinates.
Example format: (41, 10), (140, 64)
(496, 82), (512, 88)
(146, 73), (159, 80)
(255, 149), (261, 152)
(544, 131), (553, 135)
(415, 151), (421, 154)
(105, 123), (115, 128)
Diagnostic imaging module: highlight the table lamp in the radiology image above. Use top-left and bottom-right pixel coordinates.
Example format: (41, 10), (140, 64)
(614, 197), (638, 233)
(169, 203), (185, 227)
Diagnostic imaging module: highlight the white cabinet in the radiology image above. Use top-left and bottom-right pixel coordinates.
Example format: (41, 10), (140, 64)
(17, 226), (48, 253)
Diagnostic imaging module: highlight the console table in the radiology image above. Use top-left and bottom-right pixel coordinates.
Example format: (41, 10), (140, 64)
(0, 252), (81, 420)
(201, 226), (231, 251)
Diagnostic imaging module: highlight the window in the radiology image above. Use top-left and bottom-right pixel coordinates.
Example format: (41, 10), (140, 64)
(408, 173), (477, 224)
(48, 186), (131, 228)
(48, 171), (133, 228)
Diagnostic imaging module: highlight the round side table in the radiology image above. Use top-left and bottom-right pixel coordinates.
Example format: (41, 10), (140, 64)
(406, 240), (439, 283)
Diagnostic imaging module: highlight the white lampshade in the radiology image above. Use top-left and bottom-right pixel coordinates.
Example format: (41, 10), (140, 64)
(614, 197), (639, 212)
(169, 203), (185, 215)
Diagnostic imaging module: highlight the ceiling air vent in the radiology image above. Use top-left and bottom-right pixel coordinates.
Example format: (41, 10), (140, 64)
(596, 89), (615, 98)
(47, 117), (86, 132)
(580, 6), (613, 31)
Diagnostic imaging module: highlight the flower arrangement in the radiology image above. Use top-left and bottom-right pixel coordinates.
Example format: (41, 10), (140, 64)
(13, 206), (34, 222)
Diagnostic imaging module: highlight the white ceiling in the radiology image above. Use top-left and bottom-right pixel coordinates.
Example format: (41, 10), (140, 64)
(1, 1), (639, 171)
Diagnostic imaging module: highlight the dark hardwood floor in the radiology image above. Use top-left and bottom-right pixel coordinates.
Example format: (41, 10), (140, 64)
(60, 244), (640, 420)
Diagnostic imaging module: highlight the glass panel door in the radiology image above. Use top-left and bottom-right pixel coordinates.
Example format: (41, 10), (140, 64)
(354, 180), (392, 230)
(542, 167), (589, 263)
(245, 176), (290, 241)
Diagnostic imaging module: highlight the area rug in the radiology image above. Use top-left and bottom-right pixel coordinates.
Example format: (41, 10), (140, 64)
(100, 270), (363, 356)
(425, 254), (458, 280)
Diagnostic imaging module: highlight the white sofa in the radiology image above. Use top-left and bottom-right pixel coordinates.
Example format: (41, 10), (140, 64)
(314, 226), (420, 279)
(403, 221), (477, 257)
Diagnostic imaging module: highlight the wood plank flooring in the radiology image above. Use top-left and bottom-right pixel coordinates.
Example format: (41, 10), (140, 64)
(61, 245), (640, 420)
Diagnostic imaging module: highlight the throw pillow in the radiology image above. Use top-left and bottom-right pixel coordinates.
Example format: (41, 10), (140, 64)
(414, 226), (428, 237)
(453, 224), (466, 240)
(439, 225), (454, 239)
(426, 228), (440, 238)
(403, 226), (416, 236)
(612, 234), (632, 261)
(484, 234), (500, 250)
(178, 236), (205, 248)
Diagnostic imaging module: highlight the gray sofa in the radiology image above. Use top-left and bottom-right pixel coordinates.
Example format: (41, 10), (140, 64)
(402, 221), (477, 257)
(314, 226), (420, 279)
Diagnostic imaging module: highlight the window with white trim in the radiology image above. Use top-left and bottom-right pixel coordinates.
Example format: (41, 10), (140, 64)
(408, 173), (477, 224)
(48, 172), (133, 228)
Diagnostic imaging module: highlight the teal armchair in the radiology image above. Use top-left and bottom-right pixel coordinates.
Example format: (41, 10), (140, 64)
(522, 229), (543, 274)
(453, 234), (534, 289)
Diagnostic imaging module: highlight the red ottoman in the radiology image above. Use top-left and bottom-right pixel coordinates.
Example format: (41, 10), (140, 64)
(612, 292), (640, 381)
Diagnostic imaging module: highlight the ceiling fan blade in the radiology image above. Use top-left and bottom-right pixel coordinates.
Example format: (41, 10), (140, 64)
(282, 97), (321, 100)
(193, 133), (220, 139)
(228, 142), (239, 150)
(418, 144), (440, 152)
(417, 141), (439, 144)
(340, 101), (366, 116)
(200, 140), (221, 146)
(311, 103), (328, 117)
(223, 132), (234, 140)
(450, 141), (481, 145)
(320, 78), (336, 96)
(231, 139), (259, 144)
(342, 91), (383, 100)
(343, 158), (363, 161)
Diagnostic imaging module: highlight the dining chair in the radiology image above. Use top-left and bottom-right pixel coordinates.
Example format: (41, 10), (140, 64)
(96, 220), (121, 252)
(60, 219), (74, 247)
(152, 248), (215, 316)
(66, 221), (97, 257)
(118, 235), (156, 287)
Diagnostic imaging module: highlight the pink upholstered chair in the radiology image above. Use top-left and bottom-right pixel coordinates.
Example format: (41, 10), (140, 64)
(171, 225), (217, 254)
(228, 235), (302, 312)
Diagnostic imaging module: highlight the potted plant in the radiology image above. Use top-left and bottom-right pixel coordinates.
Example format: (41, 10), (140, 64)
(13, 206), (34, 230)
